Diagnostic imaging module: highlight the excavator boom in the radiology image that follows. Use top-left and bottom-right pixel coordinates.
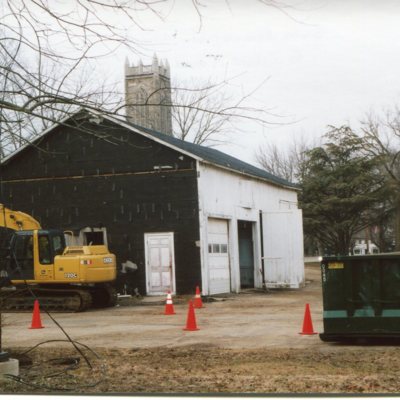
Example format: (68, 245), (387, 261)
(0, 205), (41, 230)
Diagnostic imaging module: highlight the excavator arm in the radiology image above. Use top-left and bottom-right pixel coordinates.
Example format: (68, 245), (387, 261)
(0, 204), (41, 231)
(0, 204), (41, 288)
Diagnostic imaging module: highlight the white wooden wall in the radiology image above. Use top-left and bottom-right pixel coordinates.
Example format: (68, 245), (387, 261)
(197, 162), (304, 295)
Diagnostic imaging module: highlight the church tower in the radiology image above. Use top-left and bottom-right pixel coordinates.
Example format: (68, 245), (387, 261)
(125, 54), (173, 135)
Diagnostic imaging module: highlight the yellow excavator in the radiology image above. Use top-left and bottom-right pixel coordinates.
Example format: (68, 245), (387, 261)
(0, 205), (117, 312)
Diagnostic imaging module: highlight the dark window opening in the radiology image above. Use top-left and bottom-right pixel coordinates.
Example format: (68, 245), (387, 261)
(85, 231), (104, 245)
(238, 220), (255, 289)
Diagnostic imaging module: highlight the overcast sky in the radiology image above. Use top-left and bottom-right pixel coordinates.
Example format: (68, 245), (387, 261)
(110, 0), (400, 165)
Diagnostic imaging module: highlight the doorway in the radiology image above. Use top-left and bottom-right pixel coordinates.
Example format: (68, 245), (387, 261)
(145, 232), (176, 295)
(238, 220), (254, 288)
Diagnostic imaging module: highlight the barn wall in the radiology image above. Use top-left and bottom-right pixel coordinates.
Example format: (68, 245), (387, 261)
(0, 119), (202, 295)
(197, 163), (304, 294)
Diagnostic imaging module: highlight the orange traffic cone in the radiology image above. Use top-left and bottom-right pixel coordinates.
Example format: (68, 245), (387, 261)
(183, 300), (199, 331)
(193, 286), (203, 309)
(30, 299), (44, 329)
(299, 303), (317, 335)
(164, 291), (176, 315)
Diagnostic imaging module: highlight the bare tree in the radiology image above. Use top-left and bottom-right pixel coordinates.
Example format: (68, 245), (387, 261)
(255, 135), (315, 182)
(361, 109), (400, 182)
(361, 108), (400, 249)
(0, 43), (119, 156)
(171, 77), (276, 146)
(0, 1), (151, 158)
(0, 0), (291, 159)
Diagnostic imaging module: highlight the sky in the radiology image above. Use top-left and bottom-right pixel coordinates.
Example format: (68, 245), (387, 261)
(67, 1), (400, 165)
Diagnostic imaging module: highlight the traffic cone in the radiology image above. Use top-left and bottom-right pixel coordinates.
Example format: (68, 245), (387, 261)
(30, 299), (44, 329)
(299, 303), (317, 335)
(183, 300), (199, 331)
(164, 291), (176, 315)
(193, 286), (203, 309)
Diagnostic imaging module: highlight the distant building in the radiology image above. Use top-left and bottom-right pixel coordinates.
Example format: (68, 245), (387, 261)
(125, 54), (173, 135)
(352, 228), (380, 255)
(353, 239), (379, 255)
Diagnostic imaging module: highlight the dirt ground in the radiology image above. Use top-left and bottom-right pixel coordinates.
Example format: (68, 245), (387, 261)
(1, 264), (400, 395)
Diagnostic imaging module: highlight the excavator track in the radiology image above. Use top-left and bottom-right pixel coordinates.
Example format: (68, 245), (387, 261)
(0, 287), (93, 312)
(90, 285), (117, 308)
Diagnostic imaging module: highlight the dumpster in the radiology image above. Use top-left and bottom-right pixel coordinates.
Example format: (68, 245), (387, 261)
(320, 253), (400, 342)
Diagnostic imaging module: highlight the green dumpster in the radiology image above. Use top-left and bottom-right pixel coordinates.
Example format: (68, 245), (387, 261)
(320, 253), (400, 342)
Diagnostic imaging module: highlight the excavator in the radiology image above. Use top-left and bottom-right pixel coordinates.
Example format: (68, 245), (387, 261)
(0, 205), (117, 312)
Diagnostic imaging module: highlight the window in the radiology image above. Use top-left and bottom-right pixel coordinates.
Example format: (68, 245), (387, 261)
(212, 244), (220, 253)
(208, 243), (228, 254)
(38, 235), (51, 264)
(10, 234), (34, 279)
(84, 231), (105, 245)
(14, 235), (33, 260)
(53, 235), (65, 256)
(220, 244), (228, 253)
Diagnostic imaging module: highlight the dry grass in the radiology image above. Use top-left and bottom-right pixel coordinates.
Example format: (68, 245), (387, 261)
(2, 345), (400, 394)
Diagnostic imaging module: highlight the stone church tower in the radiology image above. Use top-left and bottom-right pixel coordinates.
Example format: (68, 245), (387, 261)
(125, 54), (173, 135)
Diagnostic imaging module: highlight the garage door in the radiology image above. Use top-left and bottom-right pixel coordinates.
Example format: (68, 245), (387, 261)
(208, 218), (230, 295)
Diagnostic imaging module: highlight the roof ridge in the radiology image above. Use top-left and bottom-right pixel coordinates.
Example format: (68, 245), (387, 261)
(2, 109), (297, 190)
(118, 116), (297, 189)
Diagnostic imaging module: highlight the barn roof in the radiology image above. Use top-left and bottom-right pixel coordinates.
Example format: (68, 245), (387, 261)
(2, 110), (298, 190)
(117, 117), (297, 190)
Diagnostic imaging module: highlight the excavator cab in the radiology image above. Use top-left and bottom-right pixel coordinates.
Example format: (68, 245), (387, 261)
(8, 230), (66, 280)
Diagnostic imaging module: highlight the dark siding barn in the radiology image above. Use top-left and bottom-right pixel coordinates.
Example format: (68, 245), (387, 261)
(0, 115), (202, 295)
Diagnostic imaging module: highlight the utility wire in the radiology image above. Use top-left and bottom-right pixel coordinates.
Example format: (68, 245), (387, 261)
(6, 245), (94, 368)
(5, 339), (106, 392)
(0, 245), (107, 391)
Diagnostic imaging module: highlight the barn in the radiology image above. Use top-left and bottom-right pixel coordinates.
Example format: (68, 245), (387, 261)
(0, 110), (304, 296)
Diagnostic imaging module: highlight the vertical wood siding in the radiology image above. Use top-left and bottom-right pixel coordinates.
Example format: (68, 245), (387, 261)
(197, 163), (304, 294)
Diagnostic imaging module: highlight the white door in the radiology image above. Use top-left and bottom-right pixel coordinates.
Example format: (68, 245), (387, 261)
(207, 218), (231, 295)
(262, 210), (304, 288)
(145, 232), (175, 295)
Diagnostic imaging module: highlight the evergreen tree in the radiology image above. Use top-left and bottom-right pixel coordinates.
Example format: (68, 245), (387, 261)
(299, 126), (390, 255)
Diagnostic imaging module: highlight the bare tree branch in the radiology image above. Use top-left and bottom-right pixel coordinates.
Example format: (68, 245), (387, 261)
(0, 0), (290, 158)
(255, 134), (316, 182)
(170, 77), (285, 146)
